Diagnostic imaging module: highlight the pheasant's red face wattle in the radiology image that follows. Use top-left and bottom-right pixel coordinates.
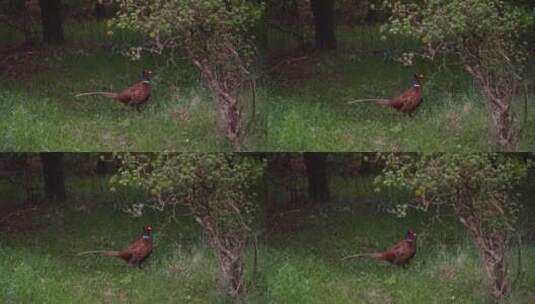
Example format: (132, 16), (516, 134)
(143, 225), (153, 236)
(406, 230), (417, 241)
(142, 69), (153, 80)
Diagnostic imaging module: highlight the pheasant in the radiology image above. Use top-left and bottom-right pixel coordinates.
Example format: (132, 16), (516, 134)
(78, 225), (153, 268)
(75, 69), (153, 111)
(348, 73), (424, 115)
(343, 230), (417, 267)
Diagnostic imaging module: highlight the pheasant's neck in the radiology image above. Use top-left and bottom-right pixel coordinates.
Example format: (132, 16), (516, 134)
(142, 80), (150, 84)
(142, 235), (151, 239)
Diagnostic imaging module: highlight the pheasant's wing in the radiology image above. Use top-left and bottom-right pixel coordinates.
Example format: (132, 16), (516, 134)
(128, 82), (151, 104)
(387, 241), (404, 254)
(116, 239), (140, 263)
(388, 241), (413, 265)
(389, 240), (404, 255)
(115, 87), (133, 103)
(398, 87), (422, 113)
(387, 87), (415, 111)
(388, 88), (413, 111)
(396, 243), (412, 263)
(123, 239), (152, 261)
(379, 250), (397, 263)
(123, 238), (145, 253)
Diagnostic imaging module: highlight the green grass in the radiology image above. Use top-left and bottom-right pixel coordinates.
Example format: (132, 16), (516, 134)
(1, 176), (534, 303)
(0, 71), (227, 151)
(263, 26), (535, 151)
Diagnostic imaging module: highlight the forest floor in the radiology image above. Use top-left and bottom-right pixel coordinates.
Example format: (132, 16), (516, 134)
(1, 176), (534, 303)
(2, 21), (534, 151)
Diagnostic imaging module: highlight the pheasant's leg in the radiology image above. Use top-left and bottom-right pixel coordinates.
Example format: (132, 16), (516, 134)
(137, 102), (149, 112)
(127, 256), (138, 267)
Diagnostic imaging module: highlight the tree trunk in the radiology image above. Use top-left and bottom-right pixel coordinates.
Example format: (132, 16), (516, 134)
(22, 1), (39, 45)
(23, 154), (42, 203)
(197, 215), (246, 298)
(191, 57), (243, 149)
(93, 3), (106, 18)
(217, 248), (245, 297)
(466, 65), (517, 151)
(459, 216), (511, 301)
(38, 0), (64, 45)
(303, 153), (330, 202)
(310, 0), (337, 49)
(40, 153), (66, 201)
(359, 155), (372, 175)
(216, 92), (242, 149)
(95, 158), (108, 176)
(486, 95), (515, 151)
(483, 253), (510, 301)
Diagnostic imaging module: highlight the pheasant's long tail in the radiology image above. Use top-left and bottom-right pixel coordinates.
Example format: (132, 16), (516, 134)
(374, 100), (392, 107)
(347, 98), (390, 105)
(75, 92), (118, 99)
(77, 250), (121, 257)
(342, 252), (384, 260)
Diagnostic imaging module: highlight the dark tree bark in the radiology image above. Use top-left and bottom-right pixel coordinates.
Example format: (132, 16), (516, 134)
(310, 0), (337, 50)
(303, 153), (330, 202)
(40, 153), (66, 201)
(359, 155), (372, 175)
(93, 3), (106, 18)
(95, 158), (108, 176)
(38, 0), (64, 44)
(21, 154), (42, 204)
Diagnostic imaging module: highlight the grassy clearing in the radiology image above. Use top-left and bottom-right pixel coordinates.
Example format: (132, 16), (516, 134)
(264, 26), (535, 151)
(2, 22), (533, 151)
(0, 20), (265, 151)
(1, 176), (534, 303)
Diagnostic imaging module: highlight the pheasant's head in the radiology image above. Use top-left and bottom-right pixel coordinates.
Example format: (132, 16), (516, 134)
(143, 225), (153, 237)
(406, 230), (417, 242)
(412, 73), (424, 87)
(142, 69), (153, 80)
